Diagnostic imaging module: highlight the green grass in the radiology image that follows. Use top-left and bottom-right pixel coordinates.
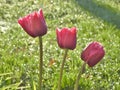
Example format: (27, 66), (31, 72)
(0, 0), (120, 90)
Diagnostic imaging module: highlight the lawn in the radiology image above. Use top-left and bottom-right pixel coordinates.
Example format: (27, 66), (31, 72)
(0, 0), (120, 90)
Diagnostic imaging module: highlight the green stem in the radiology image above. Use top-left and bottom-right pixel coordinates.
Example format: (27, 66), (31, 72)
(39, 36), (43, 90)
(58, 49), (68, 90)
(74, 62), (86, 90)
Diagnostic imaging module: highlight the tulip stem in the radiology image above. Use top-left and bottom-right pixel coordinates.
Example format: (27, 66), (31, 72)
(58, 49), (68, 90)
(39, 36), (43, 90)
(74, 62), (86, 90)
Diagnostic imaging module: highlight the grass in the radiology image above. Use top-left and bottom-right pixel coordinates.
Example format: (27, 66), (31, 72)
(76, 0), (120, 28)
(0, 0), (120, 90)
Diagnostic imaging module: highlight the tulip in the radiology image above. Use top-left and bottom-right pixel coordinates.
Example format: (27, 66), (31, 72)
(56, 27), (76, 50)
(81, 41), (105, 67)
(74, 42), (105, 90)
(18, 9), (47, 37)
(18, 9), (47, 90)
(57, 27), (77, 90)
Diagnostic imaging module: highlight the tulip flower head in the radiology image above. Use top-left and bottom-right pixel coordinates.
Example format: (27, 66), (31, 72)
(56, 27), (77, 50)
(18, 9), (47, 37)
(81, 42), (105, 67)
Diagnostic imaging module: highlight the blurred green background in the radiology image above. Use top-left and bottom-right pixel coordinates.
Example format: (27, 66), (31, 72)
(0, 0), (120, 90)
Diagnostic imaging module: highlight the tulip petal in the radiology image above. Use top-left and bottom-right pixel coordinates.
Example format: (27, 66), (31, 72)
(18, 17), (36, 37)
(56, 27), (76, 50)
(81, 42), (105, 67)
(18, 9), (47, 37)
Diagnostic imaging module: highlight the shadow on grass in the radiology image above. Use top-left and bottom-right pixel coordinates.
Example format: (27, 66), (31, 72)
(76, 0), (120, 29)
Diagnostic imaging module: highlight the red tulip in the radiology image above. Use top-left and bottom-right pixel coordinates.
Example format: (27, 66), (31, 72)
(18, 9), (47, 37)
(81, 42), (105, 67)
(56, 27), (77, 50)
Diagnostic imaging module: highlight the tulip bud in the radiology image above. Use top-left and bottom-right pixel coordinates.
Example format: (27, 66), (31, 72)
(18, 9), (47, 37)
(81, 42), (105, 67)
(56, 27), (77, 50)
